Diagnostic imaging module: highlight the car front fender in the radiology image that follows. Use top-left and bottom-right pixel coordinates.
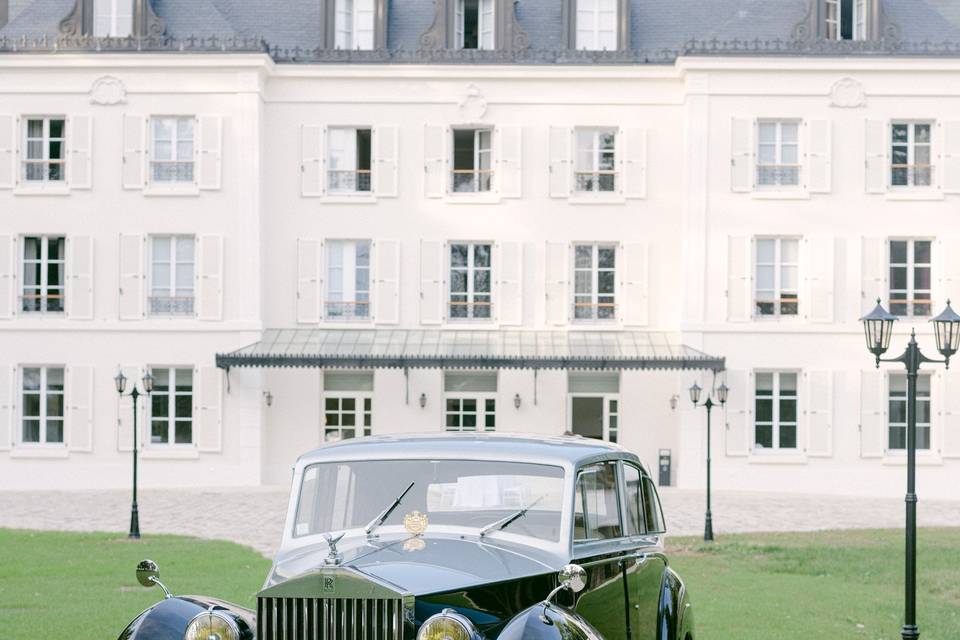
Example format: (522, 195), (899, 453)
(494, 602), (605, 640)
(657, 567), (693, 640)
(117, 595), (255, 640)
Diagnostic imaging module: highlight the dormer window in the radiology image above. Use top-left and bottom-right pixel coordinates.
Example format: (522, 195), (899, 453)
(93, 0), (133, 37)
(456, 0), (494, 50)
(334, 0), (375, 50)
(576, 0), (617, 50)
(59, 0), (165, 39)
(825, 0), (866, 41)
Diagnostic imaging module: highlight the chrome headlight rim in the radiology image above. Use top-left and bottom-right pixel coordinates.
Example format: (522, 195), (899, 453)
(183, 609), (241, 640)
(417, 609), (482, 640)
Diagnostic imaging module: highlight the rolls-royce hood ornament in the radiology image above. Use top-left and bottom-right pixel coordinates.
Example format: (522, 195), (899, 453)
(322, 532), (346, 565)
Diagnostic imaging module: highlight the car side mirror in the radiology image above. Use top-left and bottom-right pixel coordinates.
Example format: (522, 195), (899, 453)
(558, 564), (587, 594)
(136, 559), (173, 599)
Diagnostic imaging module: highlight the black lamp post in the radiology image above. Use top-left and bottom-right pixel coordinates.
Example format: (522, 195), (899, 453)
(860, 298), (960, 640)
(689, 380), (728, 542)
(114, 370), (155, 539)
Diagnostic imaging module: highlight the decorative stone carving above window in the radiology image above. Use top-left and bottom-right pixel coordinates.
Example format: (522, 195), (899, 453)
(793, 0), (901, 44)
(59, 0), (165, 38)
(561, 0), (631, 51)
(419, 0), (530, 51)
(318, 0), (389, 49)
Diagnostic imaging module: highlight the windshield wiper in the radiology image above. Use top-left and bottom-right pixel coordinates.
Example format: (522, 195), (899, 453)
(479, 495), (544, 538)
(364, 481), (415, 538)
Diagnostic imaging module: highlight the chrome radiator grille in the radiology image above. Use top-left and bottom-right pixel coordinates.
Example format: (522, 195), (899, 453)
(257, 597), (405, 640)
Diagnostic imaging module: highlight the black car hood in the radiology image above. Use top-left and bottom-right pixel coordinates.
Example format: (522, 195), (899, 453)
(267, 534), (560, 596)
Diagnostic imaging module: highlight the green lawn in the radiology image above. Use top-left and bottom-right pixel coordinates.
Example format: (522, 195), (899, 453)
(0, 528), (957, 640)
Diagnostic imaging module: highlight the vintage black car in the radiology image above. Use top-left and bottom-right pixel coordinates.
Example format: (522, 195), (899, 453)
(119, 434), (694, 640)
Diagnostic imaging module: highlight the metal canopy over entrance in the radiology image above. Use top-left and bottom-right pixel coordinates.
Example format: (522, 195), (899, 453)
(215, 328), (725, 372)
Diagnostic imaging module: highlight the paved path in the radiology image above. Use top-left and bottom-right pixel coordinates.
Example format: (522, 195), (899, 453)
(1, 487), (958, 557)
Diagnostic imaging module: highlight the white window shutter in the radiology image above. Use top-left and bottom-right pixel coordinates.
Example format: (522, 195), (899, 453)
(116, 365), (142, 452)
(730, 117), (753, 192)
(198, 115), (223, 190)
(936, 237), (960, 310)
(622, 242), (649, 326)
(804, 236), (834, 323)
(805, 370), (834, 457)
(419, 240), (444, 325)
(67, 114), (93, 190)
(0, 235), (15, 319)
(942, 369), (960, 458)
(496, 241), (523, 326)
(197, 235), (224, 321)
(726, 235), (752, 322)
(0, 114), (15, 189)
(300, 125), (325, 197)
(122, 114), (146, 189)
(496, 126), (523, 198)
(545, 241), (569, 325)
(296, 238), (323, 324)
(373, 125), (399, 198)
(423, 125), (446, 198)
(548, 126), (571, 198)
(374, 239), (400, 325)
(806, 119), (832, 193)
(723, 370), (751, 456)
(622, 128), (647, 199)
(864, 119), (887, 194)
(66, 235), (94, 320)
(860, 236), (887, 315)
(118, 234), (144, 320)
(859, 369), (886, 458)
(196, 366), (223, 452)
(941, 121), (960, 194)
(0, 365), (13, 450)
(67, 365), (94, 452)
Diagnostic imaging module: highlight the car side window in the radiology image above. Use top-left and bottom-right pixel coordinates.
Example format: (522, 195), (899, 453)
(641, 475), (666, 534)
(574, 462), (623, 542)
(623, 464), (644, 536)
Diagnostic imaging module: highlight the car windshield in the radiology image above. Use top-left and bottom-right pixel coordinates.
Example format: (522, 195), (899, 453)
(294, 459), (565, 542)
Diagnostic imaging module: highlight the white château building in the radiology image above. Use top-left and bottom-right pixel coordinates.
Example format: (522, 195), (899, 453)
(2, 0), (960, 498)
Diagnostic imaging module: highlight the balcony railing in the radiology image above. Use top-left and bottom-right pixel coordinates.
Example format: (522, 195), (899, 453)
(22, 160), (66, 183)
(891, 164), (933, 187)
(328, 169), (372, 193)
(756, 164), (801, 187)
(448, 300), (493, 320)
(889, 296), (932, 317)
(572, 301), (617, 320)
(574, 171), (617, 193)
(149, 296), (195, 316)
(325, 301), (371, 320)
(451, 169), (493, 193)
(755, 295), (799, 316)
(150, 160), (195, 183)
(20, 294), (64, 313)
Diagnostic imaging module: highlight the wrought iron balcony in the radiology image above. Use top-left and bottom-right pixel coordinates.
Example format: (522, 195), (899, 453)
(890, 164), (934, 188)
(328, 170), (372, 193)
(756, 164), (801, 187)
(20, 294), (64, 313)
(574, 171), (617, 193)
(325, 301), (371, 321)
(573, 301), (617, 321)
(447, 300), (493, 320)
(450, 169), (493, 193)
(149, 296), (195, 316)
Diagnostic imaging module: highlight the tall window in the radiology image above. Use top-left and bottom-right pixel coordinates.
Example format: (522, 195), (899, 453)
(149, 367), (193, 445)
(327, 127), (372, 193)
(754, 372), (798, 451)
(326, 240), (371, 320)
(576, 0), (617, 50)
(444, 372), (497, 432)
(573, 243), (616, 321)
(323, 372), (373, 442)
(755, 238), (799, 318)
(149, 236), (195, 316)
(575, 128), (617, 193)
(452, 128), (493, 193)
(334, 0), (375, 49)
(449, 243), (492, 320)
(21, 366), (65, 445)
(891, 122), (932, 188)
(757, 120), (800, 188)
(456, 0), (494, 50)
(22, 236), (65, 314)
(825, 0), (866, 41)
(889, 373), (931, 451)
(23, 117), (66, 184)
(150, 116), (195, 184)
(93, 0), (133, 37)
(889, 239), (931, 317)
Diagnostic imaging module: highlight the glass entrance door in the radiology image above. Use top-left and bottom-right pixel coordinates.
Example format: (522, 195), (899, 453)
(569, 395), (619, 443)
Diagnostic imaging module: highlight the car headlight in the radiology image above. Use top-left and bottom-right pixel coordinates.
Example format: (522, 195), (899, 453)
(417, 609), (480, 640)
(183, 610), (240, 640)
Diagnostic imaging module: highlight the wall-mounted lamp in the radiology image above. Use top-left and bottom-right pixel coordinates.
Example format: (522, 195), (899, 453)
(263, 391), (273, 407)
(669, 394), (679, 411)
(514, 393), (522, 409)
(419, 392), (427, 409)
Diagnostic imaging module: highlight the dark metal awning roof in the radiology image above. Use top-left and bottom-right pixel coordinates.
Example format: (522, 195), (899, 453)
(216, 329), (725, 372)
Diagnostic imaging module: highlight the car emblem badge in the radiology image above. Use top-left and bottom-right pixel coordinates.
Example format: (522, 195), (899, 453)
(403, 511), (428, 536)
(322, 576), (336, 593)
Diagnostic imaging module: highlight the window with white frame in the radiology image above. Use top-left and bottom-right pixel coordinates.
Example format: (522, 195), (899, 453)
(889, 239), (932, 317)
(755, 238), (799, 317)
(93, 0), (134, 37)
(449, 243), (492, 320)
(825, 0), (866, 41)
(451, 128), (493, 193)
(574, 128), (617, 193)
(323, 372), (373, 442)
(573, 243), (616, 321)
(456, 0), (494, 50)
(756, 120), (800, 188)
(334, 0), (375, 49)
(576, 0), (617, 50)
(444, 372), (497, 432)
(21, 366), (65, 445)
(327, 127), (372, 193)
(754, 372), (798, 451)
(891, 122), (932, 188)
(889, 373), (931, 451)
(150, 116), (195, 184)
(149, 367), (193, 445)
(22, 236), (65, 314)
(149, 236), (195, 316)
(326, 240), (371, 320)
(568, 372), (620, 442)
(23, 117), (66, 184)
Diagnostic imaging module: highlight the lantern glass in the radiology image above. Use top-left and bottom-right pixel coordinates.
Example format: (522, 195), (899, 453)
(688, 382), (702, 405)
(114, 371), (127, 394)
(860, 299), (896, 357)
(717, 383), (729, 405)
(931, 300), (960, 358)
(142, 371), (155, 394)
